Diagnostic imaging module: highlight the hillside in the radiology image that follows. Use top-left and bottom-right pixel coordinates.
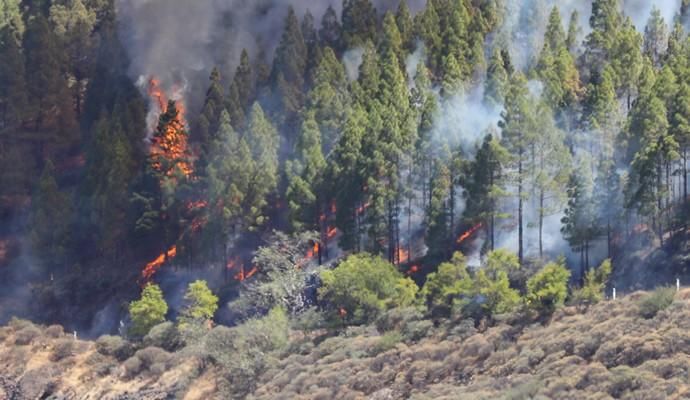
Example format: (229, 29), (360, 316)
(2, 288), (690, 399)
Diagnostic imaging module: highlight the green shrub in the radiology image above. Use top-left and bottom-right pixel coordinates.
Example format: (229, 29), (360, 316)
(128, 283), (168, 338)
(372, 331), (403, 355)
(179, 280), (219, 326)
(143, 321), (182, 351)
(638, 287), (675, 319)
(319, 253), (419, 324)
(572, 259), (612, 307)
(96, 335), (134, 361)
(420, 252), (473, 317)
(526, 260), (571, 314)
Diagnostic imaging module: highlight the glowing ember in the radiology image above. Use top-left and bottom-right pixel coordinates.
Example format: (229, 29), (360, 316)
(142, 245), (177, 282)
(235, 265), (259, 281)
(356, 201), (371, 216)
(457, 223), (483, 244)
(406, 265), (420, 275)
(326, 226), (337, 240)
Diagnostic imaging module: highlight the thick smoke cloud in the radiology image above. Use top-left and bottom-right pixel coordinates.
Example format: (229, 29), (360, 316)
(116, 0), (426, 106)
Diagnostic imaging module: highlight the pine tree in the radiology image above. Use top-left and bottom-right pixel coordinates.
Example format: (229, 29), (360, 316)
(0, 26), (28, 127)
(272, 7), (307, 139)
(593, 158), (623, 258)
(463, 133), (510, 251)
(643, 6), (668, 68)
(379, 12), (403, 67)
(196, 67), (224, 154)
(129, 284), (168, 337)
(205, 111), (254, 266)
(286, 111), (326, 232)
(610, 19), (643, 110)
(532, 102), (571, 257)
(484, 48), (509, 107)
(244, 103), (279, 229)
(341, 0), (377, 48)
(415, 0), (442, 73)
(670, 82), (690, 201)
(307, 46), (350, 153)
(24, 13), (77, 146)
(566, 10), (581, 54)
(319, 5), (341, 52)
(499, 73), (534, 263)
(583, 65), (619, 156)
(561, 171), (596, 282)
(426, 159), (452, 263)
(395, 0), (414, 51)
(583, 0), (622, 77)
(30, 160), (73, 271)
(330, 105), (366, 251)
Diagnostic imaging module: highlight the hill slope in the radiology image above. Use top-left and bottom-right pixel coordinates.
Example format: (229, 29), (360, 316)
(3, 290), (690, 399)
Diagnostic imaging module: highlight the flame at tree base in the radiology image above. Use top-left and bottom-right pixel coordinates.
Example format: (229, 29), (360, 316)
(141, 245), (177, 283)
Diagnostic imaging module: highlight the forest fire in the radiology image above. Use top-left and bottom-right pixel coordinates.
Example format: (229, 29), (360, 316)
(457, 223), (483, 245)
(227, 259), (259, 282)
(147, 77), (193, 177)
(398, 247), (410, 264)
(141, 245), (177, 283)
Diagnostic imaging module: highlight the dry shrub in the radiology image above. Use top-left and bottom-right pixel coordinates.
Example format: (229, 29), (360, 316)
(460, 334), (493, 360)
(17, 365), (58, 399)
(50, 338), (74, 361)
(638, 287), (675, 319)
(122, 355), (143, 379)
(135, 346), (172, 373)
(45, 324), (64, 338)
(96, 335), (133, 361)
(14, 325), (41, 345)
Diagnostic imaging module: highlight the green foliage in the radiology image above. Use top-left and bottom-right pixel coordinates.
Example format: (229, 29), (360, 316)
(421, 252), (473, 315)
(572, 259), (612, 307)
(179, 280), (218, 327)
(526, 260), (571, 314)
(204, 307), (289, 398)
(319, 253), (419, 324)
(638, 287), (675, 319)
(129, 284), (168, 338)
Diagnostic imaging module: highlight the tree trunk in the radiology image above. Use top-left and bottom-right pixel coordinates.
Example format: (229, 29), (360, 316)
(539, 189), (544, 258)
(518, 154), (524, 264)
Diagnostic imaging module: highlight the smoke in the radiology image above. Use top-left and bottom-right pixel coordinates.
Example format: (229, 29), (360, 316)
(343, 47), (365, 81)
(623, 0), (680, 31)
(431, 85), (503, 152)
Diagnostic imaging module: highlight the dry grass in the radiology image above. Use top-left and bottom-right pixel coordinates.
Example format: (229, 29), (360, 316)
(3, 290), (690, 398)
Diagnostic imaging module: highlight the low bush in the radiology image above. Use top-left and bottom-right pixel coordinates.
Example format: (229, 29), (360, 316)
(143, 321), (181, 351)
(14, 325), (41, 345)
(45, 325), (64, 338)
(50, 338), (74, 361)
(638, 287), (675, 319)
(371, 331), (403, 355)
(96, 335), (134, 361)
(134, 346), (172, 373)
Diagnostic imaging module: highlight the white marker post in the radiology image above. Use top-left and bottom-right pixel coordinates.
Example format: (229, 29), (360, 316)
(73, 331), (77, 340)
(677, 278), (680, 292)
(612, 288), (616, 300)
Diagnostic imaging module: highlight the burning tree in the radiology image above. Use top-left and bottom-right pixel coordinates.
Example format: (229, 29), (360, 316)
(133, 81), (196, 283)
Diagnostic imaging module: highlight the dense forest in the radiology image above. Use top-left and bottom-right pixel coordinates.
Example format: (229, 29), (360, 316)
(1, 0), (690, 342)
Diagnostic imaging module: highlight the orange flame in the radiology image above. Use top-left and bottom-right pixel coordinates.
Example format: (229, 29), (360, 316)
(457, 223), (483, 244)
(142, 245), (177, 282)
(326, 226), (337, 240)
(406, 265), (420, 275)
(147, 77), (193, 177)
(398, 247), (410, 264)
(356, 201), (371, 216)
